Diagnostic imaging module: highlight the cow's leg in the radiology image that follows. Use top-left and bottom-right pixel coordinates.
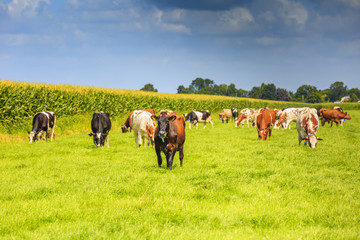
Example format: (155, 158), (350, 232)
(268, 129), (272, 140)
(155, 145), (163, 167)
(179, 147), (184, 167)
(288, 121), (291, 129)
(210, 120), (214, 128)
(330, 121), (333, 127)
(167, 150), (176, 170)
(134, 132), (140, 147)
(321, 119), (325, 127)
(189, 122), (191, 129)
(204, 122), (206, 128)
(196, 122), (199, 129)
(106, 134), (110, 148)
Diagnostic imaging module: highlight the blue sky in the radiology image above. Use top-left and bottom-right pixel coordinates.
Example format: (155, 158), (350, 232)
(1, 0), (359, 93)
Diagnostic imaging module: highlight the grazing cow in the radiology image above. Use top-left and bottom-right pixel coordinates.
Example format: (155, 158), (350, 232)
(276, 108), (306, 129)
(231, 108), (239, 126)
(236, 108), (257, 127)
(122, 109), (156, 133)
(256, 108), (276, 140)
(89, 112), (111, 147)
(154, 112), (185, 170)
(28, 111), (56, 143)
(333, 106), (345, 126)
(184, 110), (213, 129)
(131, 110), (156, 147)
(319, 108), (351, 127)
(219, 109), (232, 123)
(296, 108), (322, 148)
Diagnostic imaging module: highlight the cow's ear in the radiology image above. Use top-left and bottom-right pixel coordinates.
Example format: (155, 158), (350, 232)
(317, 137), (323, 140)
(27, 130), (30, 134)
(88, 133), (93, 137)
(151, 114), (157, 121)
(153, 115), (159, 121)
(169, 115), (177, 121)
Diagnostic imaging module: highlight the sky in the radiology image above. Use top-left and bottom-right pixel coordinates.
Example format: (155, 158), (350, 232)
(1, 0), (360, 93)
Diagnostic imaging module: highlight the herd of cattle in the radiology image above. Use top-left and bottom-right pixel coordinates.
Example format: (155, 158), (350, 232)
(27, 106), (351, 169)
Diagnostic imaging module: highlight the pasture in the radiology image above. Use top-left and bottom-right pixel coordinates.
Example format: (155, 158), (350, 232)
(1, 111), (360, 239)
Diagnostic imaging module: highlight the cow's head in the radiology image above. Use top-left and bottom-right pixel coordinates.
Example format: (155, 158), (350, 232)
(219, 113), (224, 120)
(276, 114), (286, 128)
(155, 114), (176, 139)
(304, 134), (323, 148)
(121, 124), (128, 133)
(344, 112), (351, 120)
(89, 132), (108, 147)
(236, 114), (246, 126)
(258, 128), (269, 141)
(27, 130), (37, 143)
(184, 113), (189, 121)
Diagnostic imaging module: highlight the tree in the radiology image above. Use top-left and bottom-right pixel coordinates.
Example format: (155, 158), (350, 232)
(276, 88), (291, 101)
(328, 81), (347, 102)
(295, 85), (318, 100)
(249, 86), (261, 99)
(350, 93), (359, 102)
(347, 88), (360, 99)
(260, 83), (277, 100)
(140, 83), (158, 92)
(305, 92), (324, 103)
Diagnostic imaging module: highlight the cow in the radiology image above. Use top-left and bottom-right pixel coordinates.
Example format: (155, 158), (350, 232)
(276, 108), (306, 129)
(131, 110), (156, 147)
(231, 108), (239, 126)
(333, 106), (345, 126)
(219, 109), (232, 123)
(184, 110), (213, 129)
(319, 108), (351, 127)
(154, 111), (185, 170)
(255, 108), (276, 140)
(296, 108), (322, 148)
(89, 112), (111, 147)
(122, 109), (156, 133)
(236, 108), (257, 127)
(28, 111), (56, 143)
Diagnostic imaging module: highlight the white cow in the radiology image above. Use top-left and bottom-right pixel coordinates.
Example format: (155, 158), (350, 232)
(276, 108), (306, 129)
(296, 108), (322, 148)
(236, 108), (258, 127)
(131, 110), (156, 148)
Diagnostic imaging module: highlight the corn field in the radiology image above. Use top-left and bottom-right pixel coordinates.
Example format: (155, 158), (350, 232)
(1, 79), (358, 129)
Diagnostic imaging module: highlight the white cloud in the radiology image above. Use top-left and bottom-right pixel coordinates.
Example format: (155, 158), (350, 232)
(153, 9), (190, 34)
(6, 0), (50, 18)
(219, 7), (254, 30)
(278, 0), (308, 25)
(338, 0), (360, 9)
(0, 33), (56, 46)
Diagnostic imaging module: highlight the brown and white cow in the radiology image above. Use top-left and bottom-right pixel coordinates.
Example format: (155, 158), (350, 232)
(296, 108), (322, 148)
(28, 111), (56, 143)
(319, 108), (351, 127)
(154, 111), (185, 170)
(236, 108), (257, 127)
(276, 108), (306, 129)
(122, 109), (156, 133)
(131, 110), (156, 147)
(255, 108), (276, 140)
(219, 109), (232, 123)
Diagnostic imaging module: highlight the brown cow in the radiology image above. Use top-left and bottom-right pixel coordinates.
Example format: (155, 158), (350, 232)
(121, 109), (156, 133)
(219, 109), (232, 123)
(256, 108), (276, 140)
(319, 108), (351, 127)
(154, 111), (185, 170)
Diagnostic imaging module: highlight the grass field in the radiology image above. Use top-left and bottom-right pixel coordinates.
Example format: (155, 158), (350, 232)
(1, 110), (360, 239)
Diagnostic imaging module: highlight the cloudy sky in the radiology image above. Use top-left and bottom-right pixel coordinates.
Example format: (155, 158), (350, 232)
(1, 0), (359, 93)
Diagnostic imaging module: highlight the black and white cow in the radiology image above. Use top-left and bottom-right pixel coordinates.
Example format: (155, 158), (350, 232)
(89, 112), (111, 147)
(184, 110), (214, 129)
(28, 111), (56, 143)
(231, 108), (238, 127)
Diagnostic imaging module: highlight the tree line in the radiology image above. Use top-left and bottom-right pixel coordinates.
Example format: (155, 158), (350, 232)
(140, 78), (360, 103)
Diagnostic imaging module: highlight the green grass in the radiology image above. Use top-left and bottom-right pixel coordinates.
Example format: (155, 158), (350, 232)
(1, 111), (360, 239)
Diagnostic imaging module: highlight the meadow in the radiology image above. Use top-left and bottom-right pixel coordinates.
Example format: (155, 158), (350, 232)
(1, 110), (359, 239)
